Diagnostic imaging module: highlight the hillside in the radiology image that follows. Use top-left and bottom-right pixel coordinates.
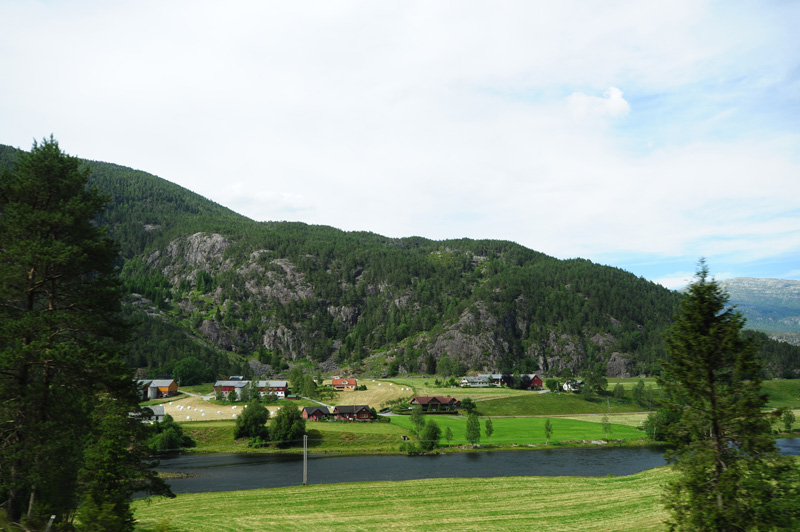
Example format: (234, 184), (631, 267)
(3, 143), (798, 380)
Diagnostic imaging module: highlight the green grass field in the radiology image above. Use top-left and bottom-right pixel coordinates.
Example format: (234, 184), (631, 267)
(763, 379), (800, 409)
(133, 467), (676, 532)
(390, 415), (645, 446)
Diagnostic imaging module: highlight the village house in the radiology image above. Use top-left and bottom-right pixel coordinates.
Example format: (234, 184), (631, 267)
(333, 405), (371, 421)
(332, 378), (357, 391)
(459, 375), (491, 388)
(213, 379), (251, 400)
(255, 380), (289, 398)
(302, 406), (331, 421)
(562, 379), (584, 392)
(137, 379), (178, 400)
(410, 396), (461, 413)
(477, 373), (543, 390)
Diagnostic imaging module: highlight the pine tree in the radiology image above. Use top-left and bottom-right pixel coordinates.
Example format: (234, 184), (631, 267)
(0, 137), (169, 525)
(659, 262), (800, 531)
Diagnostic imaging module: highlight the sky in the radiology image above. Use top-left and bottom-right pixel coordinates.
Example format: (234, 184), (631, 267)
(2, 1), (799, 289)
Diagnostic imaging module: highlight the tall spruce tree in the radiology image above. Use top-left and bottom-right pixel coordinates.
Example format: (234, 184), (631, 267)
(659, 262), (800, 531)
(0, 137), (169, 527)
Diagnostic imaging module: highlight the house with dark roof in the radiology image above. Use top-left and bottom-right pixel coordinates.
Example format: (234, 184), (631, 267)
(333, 405), (371, 421)
(302, 406), (331, 421)
(410, 396), (461, 412)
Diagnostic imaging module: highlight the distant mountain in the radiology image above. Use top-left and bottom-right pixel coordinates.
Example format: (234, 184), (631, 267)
(717, 277), (800, 342)
(3, 143), (799, 380)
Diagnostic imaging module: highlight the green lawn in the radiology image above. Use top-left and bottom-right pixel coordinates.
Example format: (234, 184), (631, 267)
(763, 379), (800, 409)
(390, 414), (645, 446)
(133, 468), (675, 532)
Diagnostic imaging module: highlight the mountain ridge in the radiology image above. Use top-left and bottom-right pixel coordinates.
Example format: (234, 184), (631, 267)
(3, 143), (798, 380)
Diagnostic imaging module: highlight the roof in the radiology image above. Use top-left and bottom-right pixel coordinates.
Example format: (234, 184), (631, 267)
(148, 405), (165, 416)
(412, 396), (460, 405)
(334, 405), (370, 414)
(303, 406), (330, 415)
(150, 379), (176, 388)
(214, 380), (250, 388)
(256, 380), (288, 387)
(332, 378), (357, 385)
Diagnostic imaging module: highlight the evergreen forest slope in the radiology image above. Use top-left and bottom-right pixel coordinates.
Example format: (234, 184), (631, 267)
(2, 144), (798, 380)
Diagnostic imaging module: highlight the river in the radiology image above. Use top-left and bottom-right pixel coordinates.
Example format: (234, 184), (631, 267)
(152, 439), (798, 495)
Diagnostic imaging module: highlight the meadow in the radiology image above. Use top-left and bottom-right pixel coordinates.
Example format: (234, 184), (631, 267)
(389, 414), (645, 446)
(133, 467), (676, 532)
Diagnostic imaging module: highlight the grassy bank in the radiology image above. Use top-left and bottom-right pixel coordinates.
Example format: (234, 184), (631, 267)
(133, 467), (675, 532)
(391, 415), (645, 446)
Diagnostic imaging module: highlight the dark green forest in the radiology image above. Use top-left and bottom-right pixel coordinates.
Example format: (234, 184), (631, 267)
(2, 143), (797, 382)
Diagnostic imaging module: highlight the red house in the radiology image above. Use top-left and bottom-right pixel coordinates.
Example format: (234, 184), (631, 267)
(410, 396), (461, 412)
(333, 405), (371, 421)
(522, 374), (544, 390)
(302, 406), (331, 421)
(256, 380), (289, 398)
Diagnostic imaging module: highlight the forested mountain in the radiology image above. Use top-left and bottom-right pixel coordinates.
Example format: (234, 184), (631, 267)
(2, 144), (798, 380)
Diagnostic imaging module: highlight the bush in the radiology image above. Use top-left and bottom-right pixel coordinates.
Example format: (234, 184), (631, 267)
(233, 401), (270, 440)
(270, 405), (306, 447)
(148, 415), (195, 452)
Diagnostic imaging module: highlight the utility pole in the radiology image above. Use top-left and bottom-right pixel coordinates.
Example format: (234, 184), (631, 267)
(303, 434), (308, 485)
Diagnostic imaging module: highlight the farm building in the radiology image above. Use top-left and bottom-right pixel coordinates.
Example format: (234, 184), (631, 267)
(213, 379), (251, 400)
(459, 376), (491, 387)
(302, 406), (331, 421)
(255, 380), (289, 398)
(137, 379), (178, 400)
(332, 378), (358, 391)
(333, 405), (371, 421)
(410, 396), (461, 412)
(477, 373), (544, 390)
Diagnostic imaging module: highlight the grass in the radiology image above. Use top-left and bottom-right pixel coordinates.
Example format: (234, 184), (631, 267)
(390, 415), (645, 446)
(133, 467), (676, 532)
(763, 379), (800, 409)
(475, 393), (646, 417)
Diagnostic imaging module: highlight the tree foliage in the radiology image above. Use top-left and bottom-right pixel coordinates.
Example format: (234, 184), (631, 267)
(233, 401), (270, 441)
(147, 414), (195, 452)
(270, 404), (305, 447)
(465, 412), (481, 445)
(544, 418), (553, 444)
(0, 137), (170, 526)
(419, 419), (441, 451)
(659, 263), (800, 531)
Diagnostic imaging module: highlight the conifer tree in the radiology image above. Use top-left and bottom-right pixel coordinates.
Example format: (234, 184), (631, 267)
(0, 137), (169, 526)
(660, 262), (800, 531)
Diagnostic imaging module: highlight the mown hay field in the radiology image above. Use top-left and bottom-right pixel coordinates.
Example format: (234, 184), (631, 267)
(133, 467), (675, 532)
(325, 379), (413, 408)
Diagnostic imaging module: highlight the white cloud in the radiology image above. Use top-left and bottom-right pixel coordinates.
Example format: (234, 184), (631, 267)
(1, 0), (799, 283)
(568, 87), (631, 119)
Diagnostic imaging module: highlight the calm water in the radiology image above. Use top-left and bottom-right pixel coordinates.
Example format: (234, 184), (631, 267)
(153, 438), (799, 495)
